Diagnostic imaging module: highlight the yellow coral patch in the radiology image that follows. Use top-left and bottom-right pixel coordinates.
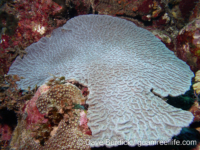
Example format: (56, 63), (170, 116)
(193, 82), (200, 94)
(193, 70), (200, 94)
(195, 70), (200, 82)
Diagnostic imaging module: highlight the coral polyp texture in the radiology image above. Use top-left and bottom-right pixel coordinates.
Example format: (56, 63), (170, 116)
(10, 82), (91, 150)
(193, 70), (200, 94)
(8, 15), (194, 147)
(36, 83), (85, 114)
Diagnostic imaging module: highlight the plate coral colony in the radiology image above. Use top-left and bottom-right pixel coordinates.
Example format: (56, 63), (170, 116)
(0, 0), (200, 150)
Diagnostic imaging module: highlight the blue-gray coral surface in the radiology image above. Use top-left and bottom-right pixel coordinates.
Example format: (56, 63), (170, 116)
(8, 15), (194, 147)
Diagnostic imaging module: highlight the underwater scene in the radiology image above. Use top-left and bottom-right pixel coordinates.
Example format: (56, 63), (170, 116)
(1, 0), (200, 150)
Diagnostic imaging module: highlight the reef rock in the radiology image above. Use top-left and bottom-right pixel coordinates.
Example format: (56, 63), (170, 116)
(176, 19), (200, 72)
(8, 15), (194, 147)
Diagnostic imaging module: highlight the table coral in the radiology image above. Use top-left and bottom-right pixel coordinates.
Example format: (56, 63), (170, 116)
(10, 81), (91, 150)
(8, 15), (194, 147)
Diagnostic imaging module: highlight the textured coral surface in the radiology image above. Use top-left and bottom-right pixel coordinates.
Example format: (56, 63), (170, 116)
(10, 83), (91, 150)
(8, 15), (194, 147)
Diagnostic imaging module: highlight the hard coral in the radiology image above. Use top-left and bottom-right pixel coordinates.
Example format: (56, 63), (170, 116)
(24, 84), (49, 129)
(10, 80), (91, 150)
(36, 83), (86, 114)
(195, 70), (200, 82)
(193, 70), (200, 94)
(8, 15), (194, 147)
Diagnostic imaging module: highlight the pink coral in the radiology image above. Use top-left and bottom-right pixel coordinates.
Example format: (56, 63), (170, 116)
(24, 84), (50, 129)
(10, 82), (91, 149)
(0, 124), (12, 141)
(0, 123), (14, 148)
(80, 111), (87, 126)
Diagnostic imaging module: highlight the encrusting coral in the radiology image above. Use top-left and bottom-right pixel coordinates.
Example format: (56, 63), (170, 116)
(193, 70), (200, 94)
(191, 70), (200, 123)
(9, 78), (91, 150)
(36, 83), (85, 114)
(8, 15), (194, 147)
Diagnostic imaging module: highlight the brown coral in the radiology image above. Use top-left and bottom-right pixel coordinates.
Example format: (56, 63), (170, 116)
(15, 109), (90, 150)
(36, 83), (86, 114)
(10, 81), (91, 150)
